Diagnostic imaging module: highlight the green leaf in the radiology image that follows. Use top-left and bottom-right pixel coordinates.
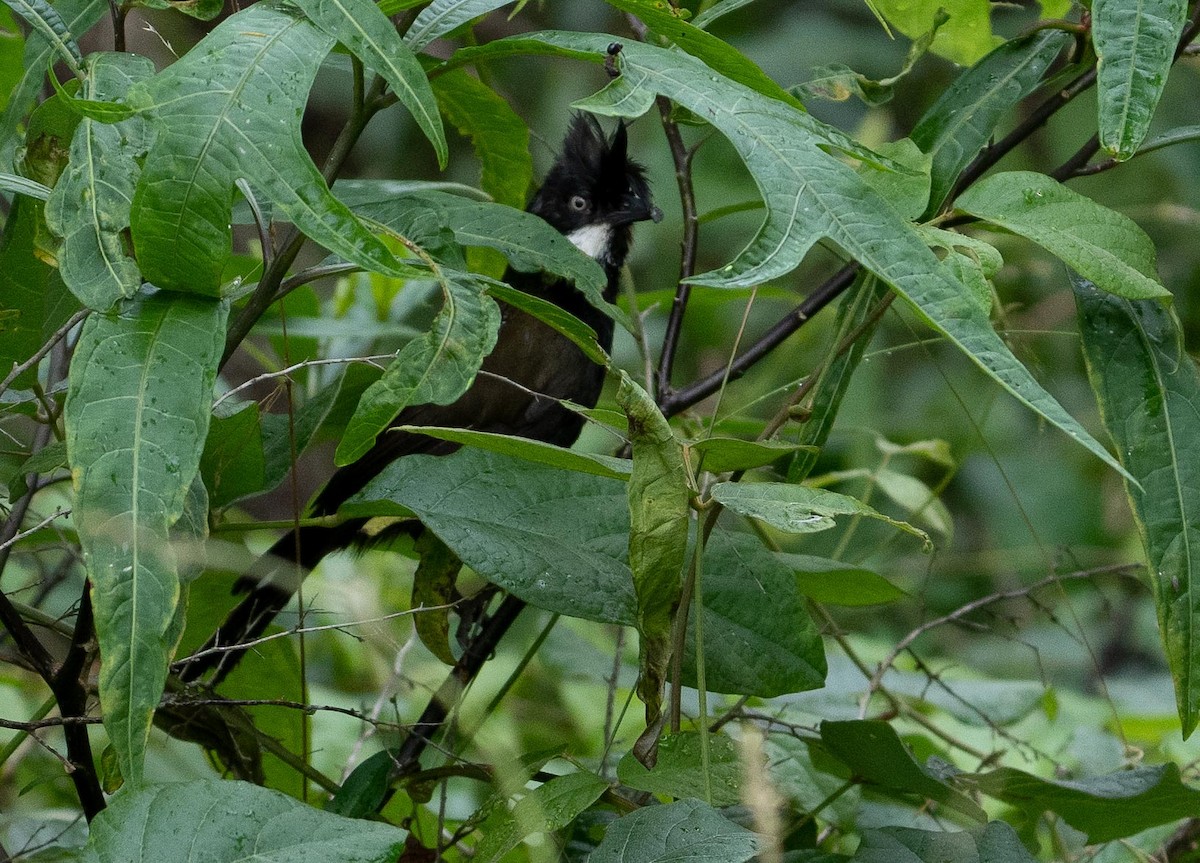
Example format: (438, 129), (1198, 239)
(604, 0), (805, 110)
(200, 401), (266, 510)
(0, 0), (82, 77)
(911, 29), (1071, 216)
(403, 0), (514, 50)
(432, 69), (531, 208)
(127, 0), (221, 21)
(128, 2), (412, 295)
(687, 437), (816, 474)
(1137, 124), (1200, 156)
(485, 282), (609, 365)
(712, 481), (930, 546)
(853, 822), (1037, 863)
(65, 292), (227, 785)
(1093, 0), (1187, 160)
(412, 530), (460, 665)
(77, 779), (407, 861)
(0, 171), (50, 199)
(590, 799), (759, 863)
(692, 0), (758, 29)
(855, 138), (931, 222)
(329, 750), (392, 818)
(685, 531), (825, 696)
(0, 196), (80, 391)
(348, 448), (637, 623)
(819, 720), (986, 821)
(1072, 273), (1200, 736)
(970, 763), (1200, 842)
(617, 373), (690, 740)
(475, 772), (609, 863)
(868, 0), (999, 66)
(393, 425), (631, 479)
(499, 32), (1127, 481)
(916, 225), (999, 313)
(873, 468), (952, 538)
(45, 52), (153, 311)
(617, 732), (742, 806)
(335, 274), (500, 464)
(777, 553), (905, 606)
(291, 0), (447, 167)
(795, 11), (947, 109)
(957, 171), (1169, 300)
(415, 191), (613, 319)
(0, 0), (103, 172)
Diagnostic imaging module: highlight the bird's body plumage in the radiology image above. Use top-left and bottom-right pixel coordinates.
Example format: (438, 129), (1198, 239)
(181, 115), (657, 683)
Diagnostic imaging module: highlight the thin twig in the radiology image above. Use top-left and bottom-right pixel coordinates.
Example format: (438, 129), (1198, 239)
(175, 601), (459, 668)
(865, 564), (1141, 698)
(0, 309), (89, 400)
(213, 354), (394, 408)
(0, 508), (70, 554)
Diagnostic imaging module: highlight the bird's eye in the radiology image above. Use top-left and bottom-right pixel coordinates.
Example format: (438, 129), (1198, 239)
(569, 195), (589, 211)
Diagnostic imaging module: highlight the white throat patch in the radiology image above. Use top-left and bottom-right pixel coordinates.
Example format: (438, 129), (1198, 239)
(565, 224), (614, 262)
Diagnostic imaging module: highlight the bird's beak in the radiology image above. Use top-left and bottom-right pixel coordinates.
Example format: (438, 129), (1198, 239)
(612, 202), (664, 226)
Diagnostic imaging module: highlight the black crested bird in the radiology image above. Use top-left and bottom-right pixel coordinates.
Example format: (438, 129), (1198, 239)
(180, 114), (660, 683)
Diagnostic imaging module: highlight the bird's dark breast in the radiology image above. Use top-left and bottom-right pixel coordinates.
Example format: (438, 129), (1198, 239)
(311, 276), (611, 516)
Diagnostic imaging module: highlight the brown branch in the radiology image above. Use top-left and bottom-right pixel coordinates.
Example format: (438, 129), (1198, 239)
(652, 100), (700, 400)
(659, 263), (860, 418)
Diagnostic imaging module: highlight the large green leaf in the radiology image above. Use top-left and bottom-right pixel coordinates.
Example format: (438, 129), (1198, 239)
(819, 720), (986, 821)
(617, 373), (689, 738)
(1072, 273), (1200, 736)
(334, 273), (500, 464)
(910, 29), (1071, 216)
(403, 0), (513, 50)
(290, 0), (446, 166)
(852, 823), (1036, 863)
(459, 31), (1128, 481)
(957, 171), (1169, 300)
(65, 292), (227, 785)
(617, 732), (742, 806)
(128, 2), (413, 295)
(590, 799), (759, 863)
(45, 52), (153, 311)
(1093, 0), (1187, 160)
(350, 449), (824, 696)
(604, 0), (805, 110)
(970, 763), (1200, 842)
(416, 191), (611, 312)
(684, 531), (826, 696)
(76, 779), (407, 862)
(431, 69), (530, 208)
(347, 447), (637, 623)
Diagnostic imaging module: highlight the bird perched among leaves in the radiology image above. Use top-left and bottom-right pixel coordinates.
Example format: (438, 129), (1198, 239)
(180, 114), (660, 683)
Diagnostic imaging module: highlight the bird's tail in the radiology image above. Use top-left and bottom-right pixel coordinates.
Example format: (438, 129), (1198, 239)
(176, 520), (362, 685)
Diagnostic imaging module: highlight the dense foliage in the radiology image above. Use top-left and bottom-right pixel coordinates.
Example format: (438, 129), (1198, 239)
(2, 0), (1200, 860)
